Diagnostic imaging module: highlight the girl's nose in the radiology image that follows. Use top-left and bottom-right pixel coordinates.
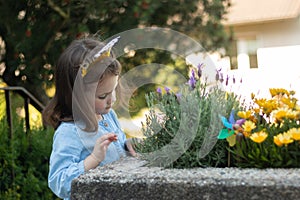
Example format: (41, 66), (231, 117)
(111, 90), (116, 103)
(108, 90), (116, 105)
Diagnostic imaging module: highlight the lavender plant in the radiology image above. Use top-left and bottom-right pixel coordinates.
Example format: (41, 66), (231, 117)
(135, 64), (240, 168)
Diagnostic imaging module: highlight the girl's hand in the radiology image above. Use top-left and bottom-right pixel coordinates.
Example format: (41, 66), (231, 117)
(92, 133), (117, 162)
(84, 133), (117, 171)
(125, 138), (138, 157)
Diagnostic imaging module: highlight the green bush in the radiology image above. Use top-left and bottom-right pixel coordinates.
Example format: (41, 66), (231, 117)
(135, 67), (240, 168)
(0, 117), (58, 200)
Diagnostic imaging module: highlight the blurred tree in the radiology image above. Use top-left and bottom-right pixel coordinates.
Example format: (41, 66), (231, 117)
(0, 0), (231, 106)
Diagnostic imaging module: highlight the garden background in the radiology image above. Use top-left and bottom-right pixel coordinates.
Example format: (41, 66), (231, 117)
(1, 0), (300, 199)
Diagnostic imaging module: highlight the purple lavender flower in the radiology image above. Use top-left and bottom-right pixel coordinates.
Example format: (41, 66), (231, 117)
(215, 73), (219, 81)
(233, 75), (236, 84)
(226, 75), (229, 86)
(156, 87), (162, 94)
(188, 69), (196, 89)
(176, 93), (182, 102)
(197, 63), (204, 78)
(164, 86), (171, 94)
(191, 69), (195, 78)
(219, 73), (224, 83)
(215, 68), (221, 81)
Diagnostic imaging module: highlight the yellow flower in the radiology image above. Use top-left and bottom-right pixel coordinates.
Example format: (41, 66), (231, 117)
(290, 90), (296, 96)
(273, 132), (294, 147)
(242, 120), (256, 132)
(280, 97), (297, 109)
(242, 131), (251, 138)
(274, 135), (283, 147)
(254, 98), (266, 108)
(295, 105), (300, 111)
(255, 99), (278, 115)
(287, 110), (300, 120)
(269, 88), (290, 97)
(287, 128), (300, 141)
(250, 131), (268, 143)
(253, 108), (260, 114)
(271, 108), (292, 121)
(237, 111), (251, 119)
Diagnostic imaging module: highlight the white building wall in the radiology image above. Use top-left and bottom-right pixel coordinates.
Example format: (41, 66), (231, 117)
(220, 17), (300, 101)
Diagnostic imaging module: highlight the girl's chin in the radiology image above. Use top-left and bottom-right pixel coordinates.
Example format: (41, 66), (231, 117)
(104, 107), (111, 112)
(96, 108), (111, 115)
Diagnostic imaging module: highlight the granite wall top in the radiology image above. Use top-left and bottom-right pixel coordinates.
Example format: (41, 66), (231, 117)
(71, 156), (300, 200)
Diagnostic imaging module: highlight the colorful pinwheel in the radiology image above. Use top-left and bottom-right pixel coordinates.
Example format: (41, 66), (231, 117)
(218, 111), (245, 146)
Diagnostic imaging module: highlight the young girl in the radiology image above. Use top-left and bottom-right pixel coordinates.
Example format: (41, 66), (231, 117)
(42, 36), (135, 199)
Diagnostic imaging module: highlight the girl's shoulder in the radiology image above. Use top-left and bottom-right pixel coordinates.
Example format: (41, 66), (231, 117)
(54, 121), (78, 138)
(53, 121), (89, 148)
(56, 121), (76, 131)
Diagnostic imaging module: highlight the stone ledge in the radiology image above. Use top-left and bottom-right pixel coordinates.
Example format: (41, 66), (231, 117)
(71, 156), (300, 200)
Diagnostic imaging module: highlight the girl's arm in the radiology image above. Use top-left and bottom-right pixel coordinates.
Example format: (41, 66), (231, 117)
(48, 123), (118, 198)
(48, 124), (85, 199)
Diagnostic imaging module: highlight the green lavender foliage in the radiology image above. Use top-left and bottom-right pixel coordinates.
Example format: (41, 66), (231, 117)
(135, 81), (240, 168)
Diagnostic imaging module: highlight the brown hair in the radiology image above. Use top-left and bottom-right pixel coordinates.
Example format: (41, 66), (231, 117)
(42, 37), (121, 131)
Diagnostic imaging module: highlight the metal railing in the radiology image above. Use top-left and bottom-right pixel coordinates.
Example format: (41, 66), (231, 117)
(0, 86), (45, 136)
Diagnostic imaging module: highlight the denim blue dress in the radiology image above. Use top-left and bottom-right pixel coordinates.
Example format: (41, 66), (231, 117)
(48, 110), (127, 199)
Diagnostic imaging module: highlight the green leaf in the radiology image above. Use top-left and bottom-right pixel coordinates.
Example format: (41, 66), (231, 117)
(260, 155), (269, 162)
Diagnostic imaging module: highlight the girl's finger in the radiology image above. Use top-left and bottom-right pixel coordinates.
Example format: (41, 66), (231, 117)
(98, 133), (117, 144)
(108, 134), (118, 142)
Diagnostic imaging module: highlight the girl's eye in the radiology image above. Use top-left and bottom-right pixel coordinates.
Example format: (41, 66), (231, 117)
(97, 90), (114, 100)
(98, 95), (107, 100)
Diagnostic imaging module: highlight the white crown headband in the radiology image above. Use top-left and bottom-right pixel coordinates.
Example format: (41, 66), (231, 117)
(80, 36), (121, 77)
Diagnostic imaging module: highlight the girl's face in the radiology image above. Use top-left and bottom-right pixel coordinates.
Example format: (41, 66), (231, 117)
(95, 75), (118, 117)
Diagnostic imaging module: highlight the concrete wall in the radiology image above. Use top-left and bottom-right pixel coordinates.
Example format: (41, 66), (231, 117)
(71, 156), (300, 200)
